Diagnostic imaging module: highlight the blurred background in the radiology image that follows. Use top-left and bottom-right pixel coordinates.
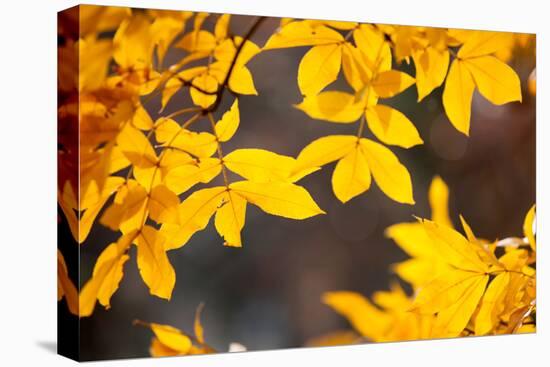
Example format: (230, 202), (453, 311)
(63, 13), (535, 361)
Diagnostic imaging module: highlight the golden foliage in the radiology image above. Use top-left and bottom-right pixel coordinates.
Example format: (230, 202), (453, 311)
(57, 9), (535, 350)
(323, 177), (536, 341)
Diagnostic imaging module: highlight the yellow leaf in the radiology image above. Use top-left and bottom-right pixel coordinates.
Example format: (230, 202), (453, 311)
(150, 338), (180, 357)
(413, 47), (450, 101)
(101, 180), (148, 234)
(457, 30), (513, 59)
(432, 274), (488, 337)
(294, 135), (357, 172)
(296, 92), (364, 123)
(117, 125), (158, 168)
(230, 181), (325, 220)
(215, 99), (240, 142)
(228, 65), (258, 95)
(58, 187), (79, 243)
(365, 105), (423, 148)
(215, 191), (247, 247)
(78, 37), (112, 92)
(177, 30), (216, 53)
(148, 185), (180, 224)
(458, 215), (479, 244)
(151, 16), (185, 64)
(413, 267), (482, 314)
(463, 56), (522, 105)
(79, 176), (125, 243)
(442, 59), (475, 136)
(528, 68), (536, 96)
(475, 273), (510, 335)
(135, 226), (176, 300)
(371, 70), (415, 98)
(331, 145), (371, 203)
(386, 221), (444, 288)
(156, 119), (217, 157)
(298, 44), (342, 96)
(523, 204), (536, 251)
(154, 118), (181, 143)
(214, 37), (260, 66)
(214, 14), (231, 40)
(80, 4), (131, 36)
(57, 250), (78, 316)
(194, 303), (206, 344)
(428, 175), (453, 229)
(310, 20), (358, 30)
(360, 139), (415, 204)
(372, 282), (412, 311)
(353, 25), (392, 74)
(132, 103), (154, 130)
(79, 232), (135, 317)
(263, 21), (344, 50)
(165, 130), (218, 158)
(113, 15), (153, 69)
(190, 73), (218, 108)
(164, 158), (221, 195)
(323, 291), (391, 341)
(421, 219), (488, 273)
(159, 147), (195, 170)
(162, 187), (226, 250)
(224, 149), (298, 182)
(150, 323), (192, 354)
(342, 43), (370, 92)
(393, 258), (441, 289)
(498, 249), (530, 272)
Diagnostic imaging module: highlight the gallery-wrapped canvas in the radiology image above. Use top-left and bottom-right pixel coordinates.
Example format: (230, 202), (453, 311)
(57, 4), (536, 361)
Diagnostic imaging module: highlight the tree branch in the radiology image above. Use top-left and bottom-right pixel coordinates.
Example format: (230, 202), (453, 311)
(203, 16), (267, 114)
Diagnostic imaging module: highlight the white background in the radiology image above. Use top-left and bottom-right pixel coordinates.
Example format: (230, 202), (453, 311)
(0, 0), (546, 365)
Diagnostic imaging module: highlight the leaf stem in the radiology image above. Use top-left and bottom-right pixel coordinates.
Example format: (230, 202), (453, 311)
(202, 16), (267, 114)
(207, 112), (231, 189)
(165, 107), (201, 120)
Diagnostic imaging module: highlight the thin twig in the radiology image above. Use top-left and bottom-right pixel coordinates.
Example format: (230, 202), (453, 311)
(203, 16), (267, 114)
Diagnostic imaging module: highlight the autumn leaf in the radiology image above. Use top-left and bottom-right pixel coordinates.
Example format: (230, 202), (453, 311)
(135, 226), (176, 300)
(295, 135), (414, 204)
(359, 139), (415, 204)
(162, 186), (226, 250)
(148, 185), (180, 224)
(224, 149), (304, 183)
(443, 32), (522, 135)
(113, 14), (154, 70)
(331, 144), (371, 203)
(298, 43), (343, 96)
(323, 291), (391, 341)
(57, 250), (78, 315)
(371, 70), (415, 98)
(215, 99), (240, 142)
(79, 232), (135, 317)
(214, 190), (247, 247)
(442, 59), (476, 135)
(365, 105), (423, 148)
(475, 272), (510, 335)
(428, 175), (453, 229)
(194, 303), (206, 344)
(263, 21), (344, 50)
(413, 47), (450, 101)
(296, 91), (365, 123)
(523, 205), (536, 251)
(149, 323), (193, 356)
(163, 157), (222, 195)
(229, 181), (325, 219)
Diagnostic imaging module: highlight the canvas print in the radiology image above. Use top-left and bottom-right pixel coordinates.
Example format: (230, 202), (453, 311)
(57, 4), (536, 361)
